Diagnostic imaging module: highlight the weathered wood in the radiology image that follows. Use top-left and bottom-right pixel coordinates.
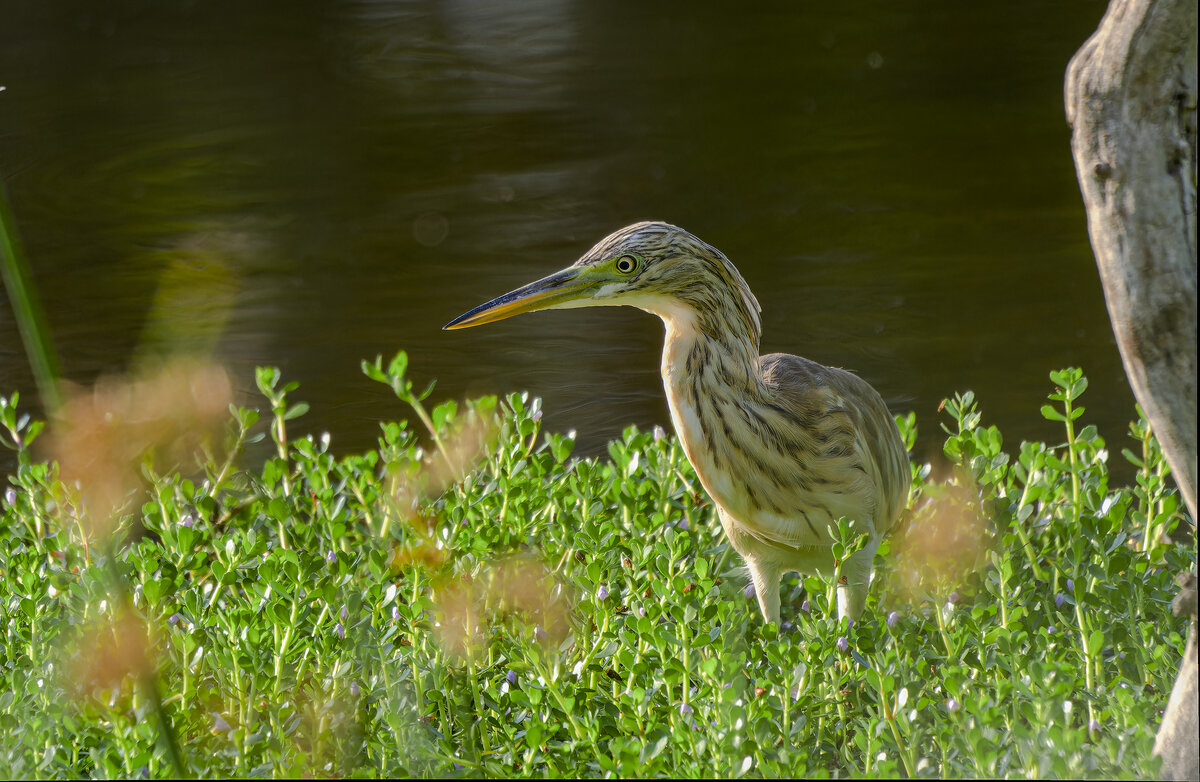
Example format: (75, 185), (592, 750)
(1066, 1), (1196, 779)
(1156, 573), (1198, 781)
(1066, 0), (1197, 520)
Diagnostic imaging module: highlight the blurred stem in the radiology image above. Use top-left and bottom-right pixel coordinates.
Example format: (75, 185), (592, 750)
(1073, 589), (1099, 728)
(680, 621), (691, 707)
(1138, 426), (1153, 551)
(1012, 481), (1044, 581)
(0, 181), (62, 415)
(933, 601), (954, 657)
(466, 655), (490, 756)
(212, 416), (251, 495)
(1062, 397), (1082, 522)
(272, 409), (293, 499)
(406, 394), (453, 472)
(997, 562), (1010, 630)
(102, 544), (189, 778)
(873, 674), (915, 777)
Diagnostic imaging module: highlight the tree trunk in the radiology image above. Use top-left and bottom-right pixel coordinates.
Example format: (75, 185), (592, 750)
(1065, 0), (1197, 779)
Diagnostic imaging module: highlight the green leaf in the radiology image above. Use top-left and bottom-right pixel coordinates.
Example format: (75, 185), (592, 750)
(524, 723), (543, 750)
(255, 366), (280, 395)
(416, 378), (437, 401)
(431, 399), (458, 432)
(361, 356), (386, 382)
(1040, 404), (1066, 422)
(143, 579), (167, 604)
(641, 734), (669, 762)
(283, 401), (309, 421)
(177, 525), (196, 552)
(387, 350), (408, 380)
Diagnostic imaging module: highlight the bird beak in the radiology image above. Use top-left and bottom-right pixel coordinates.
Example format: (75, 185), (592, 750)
(443, 266), (593, 329)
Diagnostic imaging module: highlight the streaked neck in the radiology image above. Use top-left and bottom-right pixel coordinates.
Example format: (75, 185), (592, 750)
(654, 303), (761, 397)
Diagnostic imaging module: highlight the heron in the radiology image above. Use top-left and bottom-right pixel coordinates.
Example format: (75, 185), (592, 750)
(444, 221), (909, 623)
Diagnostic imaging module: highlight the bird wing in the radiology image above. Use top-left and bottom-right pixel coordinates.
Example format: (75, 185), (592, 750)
(723, 353), (909, 548)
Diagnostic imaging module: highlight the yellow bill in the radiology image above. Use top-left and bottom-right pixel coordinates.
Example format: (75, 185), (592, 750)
(443, 266), (592, 330)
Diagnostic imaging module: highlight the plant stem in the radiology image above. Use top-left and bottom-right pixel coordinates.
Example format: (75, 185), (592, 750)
(0, 182), (62, 416)
(1062, 397), (1081, 522)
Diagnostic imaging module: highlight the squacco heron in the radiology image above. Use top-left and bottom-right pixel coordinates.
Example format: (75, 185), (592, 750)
(445, 222), (909, 623)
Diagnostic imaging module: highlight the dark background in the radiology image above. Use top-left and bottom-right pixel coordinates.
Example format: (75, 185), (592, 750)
(0, 1), (1134, 477)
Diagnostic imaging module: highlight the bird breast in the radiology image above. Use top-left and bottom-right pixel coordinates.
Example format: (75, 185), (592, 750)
(659, 319), (881, 551)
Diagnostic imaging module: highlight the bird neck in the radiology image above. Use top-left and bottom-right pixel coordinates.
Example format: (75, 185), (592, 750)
(658, 305), (761, 398)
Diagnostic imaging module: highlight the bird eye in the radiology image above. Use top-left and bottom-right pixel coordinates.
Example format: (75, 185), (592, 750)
(615, 255), (637, 274)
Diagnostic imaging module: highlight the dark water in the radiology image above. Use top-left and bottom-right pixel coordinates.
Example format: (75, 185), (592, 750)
(1, 0), (1138, 479)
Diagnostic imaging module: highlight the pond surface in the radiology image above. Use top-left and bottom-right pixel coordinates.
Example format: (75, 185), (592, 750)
(1, 0), (1138, 479)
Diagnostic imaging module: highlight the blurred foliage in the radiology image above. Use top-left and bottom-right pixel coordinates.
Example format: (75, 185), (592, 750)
(0, 358), (1192, 777)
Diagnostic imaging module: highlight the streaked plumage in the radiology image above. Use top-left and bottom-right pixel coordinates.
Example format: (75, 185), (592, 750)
(446, 221), (909, 623)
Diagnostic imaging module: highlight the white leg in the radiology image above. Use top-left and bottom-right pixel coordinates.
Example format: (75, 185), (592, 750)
(747, 557), (781, 625)
(715, 507), (784, 625)
(836, 535), (880, 621)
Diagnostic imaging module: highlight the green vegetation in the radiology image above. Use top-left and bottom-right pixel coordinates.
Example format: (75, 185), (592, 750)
(0, 356), (1191, 778)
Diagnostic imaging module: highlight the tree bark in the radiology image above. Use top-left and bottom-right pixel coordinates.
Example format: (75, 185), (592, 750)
(1066, 0), (1197, 519)
(1066, 1), (1197, 779)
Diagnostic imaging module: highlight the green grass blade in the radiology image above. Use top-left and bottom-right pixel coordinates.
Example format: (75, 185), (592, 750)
(0, 181), (62, 415)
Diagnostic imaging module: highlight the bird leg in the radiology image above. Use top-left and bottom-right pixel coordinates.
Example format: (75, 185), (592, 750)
(746, 558), (782, 625)
(836, 535), (880, 621)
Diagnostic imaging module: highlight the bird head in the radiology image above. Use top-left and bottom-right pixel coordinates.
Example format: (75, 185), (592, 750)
(444, 221), (762, 345)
